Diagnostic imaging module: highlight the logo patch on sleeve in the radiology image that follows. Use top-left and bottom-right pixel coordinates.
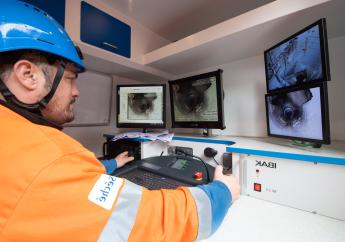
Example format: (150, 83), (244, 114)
(88, 174), (124, 210)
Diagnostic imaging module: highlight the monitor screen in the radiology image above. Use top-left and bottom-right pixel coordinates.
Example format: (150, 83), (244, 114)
(116, 84), (166, 129)
(265, 82), (330, 144)
(264, 18), (330, 93)
(169, 69), (225, 129)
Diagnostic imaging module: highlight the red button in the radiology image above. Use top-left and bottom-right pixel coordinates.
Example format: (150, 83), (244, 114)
(194, 172), (203, 180)
(254, 183), (261, 192)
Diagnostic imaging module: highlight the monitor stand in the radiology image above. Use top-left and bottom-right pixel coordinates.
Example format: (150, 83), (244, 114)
(202, 128), (213, 137)
(292, 140), (322, 148)
(312, 143), (322, 148)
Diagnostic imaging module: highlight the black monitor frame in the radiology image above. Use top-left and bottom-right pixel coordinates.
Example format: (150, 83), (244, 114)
(265, 82), (330, 146)
(264, 18), (331, 93)
(116, 84), (166, 130)
(169, 69), (225, 130)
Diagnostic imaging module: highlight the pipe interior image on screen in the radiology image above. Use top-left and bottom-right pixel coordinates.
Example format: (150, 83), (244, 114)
(264, 18), (331, 147)
(264, 18), (330, 93)
(173, 77), (217, 121)
(265, 83), (330, 145)
(169, 69), (225, 130)
(116, 84), (166, 129)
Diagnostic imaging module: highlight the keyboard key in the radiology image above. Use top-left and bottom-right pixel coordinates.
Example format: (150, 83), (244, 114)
(119, 169), (190, 190)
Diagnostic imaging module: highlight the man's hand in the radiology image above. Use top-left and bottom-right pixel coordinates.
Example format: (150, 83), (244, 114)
(213, 165), (240, 201)
(115, 151), (135, 168)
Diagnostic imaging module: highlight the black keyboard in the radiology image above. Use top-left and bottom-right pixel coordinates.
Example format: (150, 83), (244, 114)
(119, 169), (191, 190)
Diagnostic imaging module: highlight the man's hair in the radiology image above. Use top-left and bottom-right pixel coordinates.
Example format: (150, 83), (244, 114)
(0, 50), (60, 90)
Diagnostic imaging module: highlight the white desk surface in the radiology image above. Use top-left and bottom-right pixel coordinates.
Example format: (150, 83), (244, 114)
(201, 195), (345, 242)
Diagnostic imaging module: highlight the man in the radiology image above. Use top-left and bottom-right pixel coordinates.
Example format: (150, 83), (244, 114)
(0, 1), (239, 242)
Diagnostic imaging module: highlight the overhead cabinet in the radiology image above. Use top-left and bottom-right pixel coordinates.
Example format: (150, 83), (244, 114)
(80, 1), (131, 58)
(21, 0), (66, 27)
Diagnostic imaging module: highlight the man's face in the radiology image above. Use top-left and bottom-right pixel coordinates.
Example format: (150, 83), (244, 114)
(41, 63), (79, 125)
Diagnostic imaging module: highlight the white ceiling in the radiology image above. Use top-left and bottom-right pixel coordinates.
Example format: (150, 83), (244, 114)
(99, 0), (275, 42)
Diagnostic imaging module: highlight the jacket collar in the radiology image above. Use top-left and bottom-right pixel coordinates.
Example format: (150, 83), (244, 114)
(0, 99), (62, 130)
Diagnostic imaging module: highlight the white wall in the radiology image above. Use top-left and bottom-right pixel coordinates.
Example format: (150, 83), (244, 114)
(63, 75), (165, 157)
(216, 55), (268, 137)
(170, 55), (267, 137)
(327, 36), (345, 140)
(64, 36), (345, 156)
(63, 0), (171, 157)
(170, 53), (269, 137)
(64, 75), (137, 157)
(172, 35), (345, 140)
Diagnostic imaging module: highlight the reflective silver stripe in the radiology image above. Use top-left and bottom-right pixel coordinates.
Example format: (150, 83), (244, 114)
(98, 180), (142, 242)
(188, 187), (212, 240)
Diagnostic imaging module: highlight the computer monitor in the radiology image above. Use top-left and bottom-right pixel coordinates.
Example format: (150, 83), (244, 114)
(264, 18), (331, 93)
(116, 84), (166, 131)
(265, 82), (330, 147)
(169, 69), (225, 133)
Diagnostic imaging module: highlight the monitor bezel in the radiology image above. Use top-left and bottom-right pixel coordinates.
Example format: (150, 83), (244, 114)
(264, 18), (331, 94)
(265, 82), (330, 145)
(116, 84), (166, 129)
(169, 69), (226, 130)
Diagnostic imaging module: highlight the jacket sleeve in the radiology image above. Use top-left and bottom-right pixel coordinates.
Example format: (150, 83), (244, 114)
(197, 180), (232, 234)
(100, 158), (117, 174)
(3, 149), (231, 242)
(122, 181), (232, 242)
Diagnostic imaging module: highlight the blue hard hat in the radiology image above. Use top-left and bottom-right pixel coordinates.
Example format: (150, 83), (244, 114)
(0, 1), (85, 72)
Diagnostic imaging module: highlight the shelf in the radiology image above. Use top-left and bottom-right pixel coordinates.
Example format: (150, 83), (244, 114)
(77, 41), (174, 81)
(226, 136), (345, 166)
(169, 134), (345, 165)
(142, 0), (345, 76)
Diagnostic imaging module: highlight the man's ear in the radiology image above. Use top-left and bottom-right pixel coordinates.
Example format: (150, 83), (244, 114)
(13, 60), (39, 91)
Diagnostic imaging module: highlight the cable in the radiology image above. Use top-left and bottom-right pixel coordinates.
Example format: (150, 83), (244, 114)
(175, 149), (211, 182)
(212, 157), (219, 165)
(204, 147), (219, 165)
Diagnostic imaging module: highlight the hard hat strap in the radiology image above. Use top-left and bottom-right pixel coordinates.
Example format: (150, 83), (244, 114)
(0, 60), (66, 111)
(39, 60), (66, 107)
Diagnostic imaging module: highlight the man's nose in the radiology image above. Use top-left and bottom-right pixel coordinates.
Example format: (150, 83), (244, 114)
(72, 82), (80, 97)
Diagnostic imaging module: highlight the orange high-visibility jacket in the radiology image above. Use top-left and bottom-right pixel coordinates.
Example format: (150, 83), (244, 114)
(0, 103), (229, 242)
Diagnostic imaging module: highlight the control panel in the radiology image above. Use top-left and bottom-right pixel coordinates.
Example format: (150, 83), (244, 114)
(115, 155), (215, 186)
